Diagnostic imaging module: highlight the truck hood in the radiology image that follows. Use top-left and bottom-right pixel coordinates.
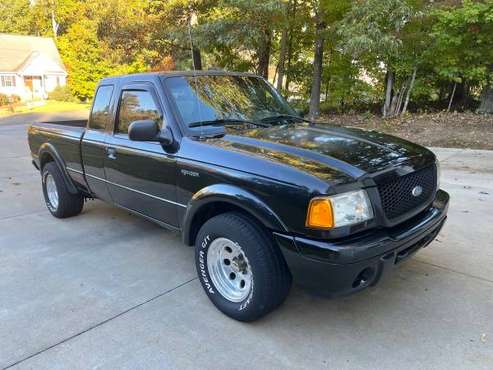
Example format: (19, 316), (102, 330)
(208, 123), (435, 181)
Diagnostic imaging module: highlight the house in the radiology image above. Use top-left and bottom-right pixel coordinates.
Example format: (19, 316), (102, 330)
(0, 33), (67, 101)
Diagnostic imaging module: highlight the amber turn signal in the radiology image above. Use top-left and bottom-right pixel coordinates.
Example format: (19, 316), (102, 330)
(306, 198), (334, 229)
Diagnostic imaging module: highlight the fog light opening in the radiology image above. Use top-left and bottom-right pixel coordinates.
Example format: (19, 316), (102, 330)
(352, 267), (375, 288)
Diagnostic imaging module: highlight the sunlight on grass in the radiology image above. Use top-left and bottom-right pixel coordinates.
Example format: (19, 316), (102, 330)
(0, 100), (90, 118)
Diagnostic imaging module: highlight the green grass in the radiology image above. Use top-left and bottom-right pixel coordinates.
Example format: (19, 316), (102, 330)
(0, 100), (90, 118)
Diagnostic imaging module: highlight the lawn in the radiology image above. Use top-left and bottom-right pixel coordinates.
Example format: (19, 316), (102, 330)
(0, 100), (90, 118)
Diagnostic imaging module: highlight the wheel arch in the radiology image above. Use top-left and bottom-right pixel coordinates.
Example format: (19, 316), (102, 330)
(38, 143), (79, 195)
(182, 184), (288, 246)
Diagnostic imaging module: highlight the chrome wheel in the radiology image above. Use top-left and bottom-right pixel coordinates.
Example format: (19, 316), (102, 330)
(45, 174), (59, 210)
(207, 237), (253, 302)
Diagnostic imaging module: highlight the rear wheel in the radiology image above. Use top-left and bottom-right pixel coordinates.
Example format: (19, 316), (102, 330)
(42, 162), (84, 218)
(195, 212), (292, 322)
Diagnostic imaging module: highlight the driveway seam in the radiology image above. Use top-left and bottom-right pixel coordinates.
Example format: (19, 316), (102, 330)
(2, 277), (198, 370)
(414, 259), (493, 284)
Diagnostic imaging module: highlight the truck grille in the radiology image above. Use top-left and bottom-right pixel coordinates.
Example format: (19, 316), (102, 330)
(377, 166), (436, 220)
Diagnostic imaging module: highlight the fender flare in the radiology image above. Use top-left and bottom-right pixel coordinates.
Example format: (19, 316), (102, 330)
(182, 183), (289, 246)
(38, 143), (79, 195)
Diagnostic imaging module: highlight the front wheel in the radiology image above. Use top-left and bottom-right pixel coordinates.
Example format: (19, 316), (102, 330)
(195, 212), (292, 322)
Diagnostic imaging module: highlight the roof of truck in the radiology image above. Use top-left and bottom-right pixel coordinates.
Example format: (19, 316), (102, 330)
(99, 70), (260, 85)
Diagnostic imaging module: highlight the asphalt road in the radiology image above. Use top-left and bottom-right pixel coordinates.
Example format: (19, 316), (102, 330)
(0, 113), (492, 369)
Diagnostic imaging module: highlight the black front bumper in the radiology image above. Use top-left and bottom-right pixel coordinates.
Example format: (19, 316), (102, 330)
(274, 189), (449, 297)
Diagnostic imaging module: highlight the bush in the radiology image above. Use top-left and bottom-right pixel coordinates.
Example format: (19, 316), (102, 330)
(9, 95), (21, 104)
(0, 94), (20, 107)
(0, 93), (8, 106)
(48, 85), (78, 102)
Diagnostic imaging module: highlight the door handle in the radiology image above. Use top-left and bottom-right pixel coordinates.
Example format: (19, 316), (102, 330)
(106, 147), (117, 160)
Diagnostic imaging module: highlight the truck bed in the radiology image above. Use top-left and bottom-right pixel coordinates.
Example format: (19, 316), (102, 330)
(28, 120), (88, 185)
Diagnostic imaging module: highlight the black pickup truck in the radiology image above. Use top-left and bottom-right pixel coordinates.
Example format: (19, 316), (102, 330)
(28, 71), (449, 321)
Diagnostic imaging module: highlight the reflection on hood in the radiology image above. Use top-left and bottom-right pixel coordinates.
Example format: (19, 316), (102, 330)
(210, 123), (434, 181)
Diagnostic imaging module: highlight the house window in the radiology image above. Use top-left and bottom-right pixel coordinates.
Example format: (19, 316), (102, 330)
(1, 76), (16, 87)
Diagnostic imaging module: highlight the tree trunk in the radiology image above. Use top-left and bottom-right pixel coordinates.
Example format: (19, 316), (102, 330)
(447, 82), (457, 112)
(308, 10), (325, 120)
(388, 91), (399, 117)
(401, 67), (417, 116)
(192, 48), (202, 70)
(51, 10), (59, 39)
(324, 75), (330, 104)
(453, 82), (467, 109)
(383, 69), (394, 118)
(284, 0), (297, 92)
(257, 28), (272, 79)
(395, 84), (406, 116)
(276, 26), (288, 91)
(478, 86), (493, 114)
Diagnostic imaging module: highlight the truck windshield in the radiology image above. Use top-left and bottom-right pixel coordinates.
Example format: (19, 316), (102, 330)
(163, 75), (297, 127)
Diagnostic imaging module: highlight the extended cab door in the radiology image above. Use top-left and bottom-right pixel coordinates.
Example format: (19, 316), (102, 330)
(81, 84), (114, 202)
(104, 83), (180, 227)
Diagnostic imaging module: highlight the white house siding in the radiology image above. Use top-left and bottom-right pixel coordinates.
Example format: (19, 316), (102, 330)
(44, 74), (66, 93)
(0, 73), (66, 101)
(0, 61), (67, 100)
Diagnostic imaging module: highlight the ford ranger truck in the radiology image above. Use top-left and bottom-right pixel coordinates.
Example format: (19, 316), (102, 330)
(28, 71), (449, 321)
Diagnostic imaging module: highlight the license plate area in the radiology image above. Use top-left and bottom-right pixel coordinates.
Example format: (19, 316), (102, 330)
(394, 226), (440, 265)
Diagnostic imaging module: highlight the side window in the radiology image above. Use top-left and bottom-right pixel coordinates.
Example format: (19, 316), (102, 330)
(116, 90), (161, 134)
(89, 85), (114, 130)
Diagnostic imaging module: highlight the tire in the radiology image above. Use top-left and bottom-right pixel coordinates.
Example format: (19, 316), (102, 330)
(195, 212), (292, 322)
(42, 162), (84, 218)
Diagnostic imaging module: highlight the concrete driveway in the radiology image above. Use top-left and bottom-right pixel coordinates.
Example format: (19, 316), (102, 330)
(0, 113), (492, 369)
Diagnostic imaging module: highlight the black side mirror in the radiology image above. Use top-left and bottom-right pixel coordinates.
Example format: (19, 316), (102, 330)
(128, 120), (173, 146)
(295, 108), (305, 118)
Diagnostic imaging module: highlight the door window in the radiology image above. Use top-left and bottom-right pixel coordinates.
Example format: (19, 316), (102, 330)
(116, 90), (161, 134)
(89, 85), (114, 130)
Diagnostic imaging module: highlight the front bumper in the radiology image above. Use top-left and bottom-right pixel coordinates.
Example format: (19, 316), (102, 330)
(274, 189), (449, 297)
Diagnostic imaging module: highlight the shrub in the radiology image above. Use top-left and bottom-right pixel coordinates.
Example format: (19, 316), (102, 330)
(9, 95), (21, 104)
(0, 93), (8, 106)
(48, 85), (78, 102)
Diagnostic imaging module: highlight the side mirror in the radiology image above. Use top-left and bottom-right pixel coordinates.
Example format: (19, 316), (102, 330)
(128, 120), (173, 146)
(295, 108), (305, 118)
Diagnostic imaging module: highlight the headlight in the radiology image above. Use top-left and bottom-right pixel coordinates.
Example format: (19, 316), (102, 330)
(306, 190), (373, 229)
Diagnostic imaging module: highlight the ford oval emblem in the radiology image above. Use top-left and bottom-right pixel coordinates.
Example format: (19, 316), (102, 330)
(412, 185), (423, 197)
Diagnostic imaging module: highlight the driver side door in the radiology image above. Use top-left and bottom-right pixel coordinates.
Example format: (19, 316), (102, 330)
(104, 83), (181, 228)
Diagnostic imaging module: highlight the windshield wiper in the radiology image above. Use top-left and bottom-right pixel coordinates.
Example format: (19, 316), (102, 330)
(260, 114), (311, 124)
(189, 118), (270, 128)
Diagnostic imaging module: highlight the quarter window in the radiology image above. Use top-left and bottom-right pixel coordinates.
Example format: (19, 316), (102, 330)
(89, 85), (114, 130)
(116, 90), (161, 134)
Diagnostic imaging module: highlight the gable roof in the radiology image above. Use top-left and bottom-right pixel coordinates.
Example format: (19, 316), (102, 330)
(0, 34), (66, 74)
